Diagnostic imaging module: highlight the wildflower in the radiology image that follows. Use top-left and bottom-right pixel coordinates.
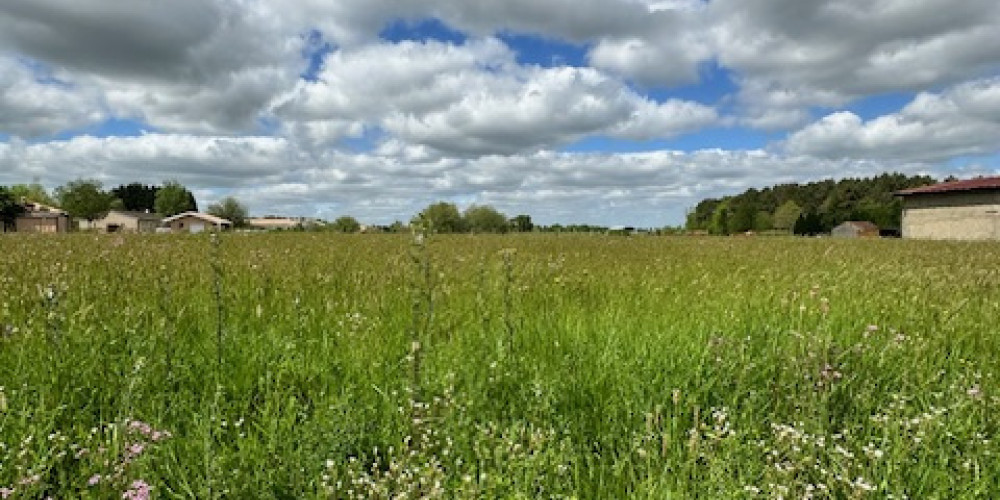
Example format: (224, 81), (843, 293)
(122, 480), (151, 500)
(0, 488), (13, 499)
(88, 474), (102, 486)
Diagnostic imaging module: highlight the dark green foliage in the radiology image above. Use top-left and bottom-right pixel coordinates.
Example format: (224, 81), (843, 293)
(464, 205), (509, 233)
(687, 173), (936, 233)
(511, 214), (534, 232)
(111, 183), (159, 212)
(0, 186), (26, 231)
(413, 202), (467, 233)
(332, 216), (362, 233)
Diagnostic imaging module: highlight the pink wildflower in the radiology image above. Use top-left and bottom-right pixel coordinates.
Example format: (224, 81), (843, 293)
(1, 487), (13, 499)
(122, 480), (151, 500)
(88, 474), (102, 486)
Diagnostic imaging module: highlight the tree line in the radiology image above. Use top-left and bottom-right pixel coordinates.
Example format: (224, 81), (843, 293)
(0, 180), (252, 230)
(685, 173), (937, 235)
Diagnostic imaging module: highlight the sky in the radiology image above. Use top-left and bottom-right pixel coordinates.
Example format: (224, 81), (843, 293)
(1, 0), (999, 227)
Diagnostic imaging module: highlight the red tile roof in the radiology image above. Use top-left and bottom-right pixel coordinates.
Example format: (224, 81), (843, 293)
(896, 176), (1000, 196)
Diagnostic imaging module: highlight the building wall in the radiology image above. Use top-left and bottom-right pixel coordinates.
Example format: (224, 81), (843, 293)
(96, 212), (163, 233)
(901, 191), (1000, 240)
(15, 216), (69, 233)
(166, 215), (227, 233)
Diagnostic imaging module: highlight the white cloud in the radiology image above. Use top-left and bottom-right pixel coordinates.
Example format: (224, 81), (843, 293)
(785, 77), (1000, 161)
(278, 39), (717, 155)
(0, 57), (105, 137)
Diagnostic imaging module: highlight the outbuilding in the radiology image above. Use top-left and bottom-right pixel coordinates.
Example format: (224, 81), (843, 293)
(13, 202), (70, 233)
(896, 176), (1000, 240)
(92, 210), (164, 233)
(162, 212), (233, 233)
(831, 221), (879, 238)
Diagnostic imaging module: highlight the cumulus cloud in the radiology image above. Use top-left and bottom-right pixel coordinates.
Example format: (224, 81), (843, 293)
(0, 57), (105, 137)
(785, 77), (1000, 161)
(277, 38), (717, 155)
(708, 0), (1000, 128)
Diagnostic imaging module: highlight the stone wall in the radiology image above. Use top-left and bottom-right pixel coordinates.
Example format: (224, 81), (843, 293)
(901, 191), (1000, 240)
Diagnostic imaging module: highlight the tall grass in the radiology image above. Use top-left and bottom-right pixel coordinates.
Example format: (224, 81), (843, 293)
(1, 233), (998, 498)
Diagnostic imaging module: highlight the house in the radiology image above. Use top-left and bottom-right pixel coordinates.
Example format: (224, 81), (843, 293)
(162, 212), (233, 233)
(831, 221), (880, 238)
(14, 202), (70, 234)
(92, 210), (163, 233)
(896, 176), (1000, 240)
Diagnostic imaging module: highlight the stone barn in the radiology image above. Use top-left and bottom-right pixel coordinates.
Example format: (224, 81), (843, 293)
(896, 176), (1000, 240)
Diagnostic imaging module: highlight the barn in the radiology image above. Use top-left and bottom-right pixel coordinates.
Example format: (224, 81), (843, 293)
(896, 176), (1000, 240)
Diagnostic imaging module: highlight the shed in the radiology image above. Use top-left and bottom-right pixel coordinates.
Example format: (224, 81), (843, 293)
(896, 176), (1000, 240)
(14, 202), (70, 233)
(831, 221), (880, 238)
(162, 212), (233, 233)
(93, 210), (164, 233)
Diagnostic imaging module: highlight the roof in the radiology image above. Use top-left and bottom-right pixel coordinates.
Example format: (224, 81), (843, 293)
(896, 176), (1000, 196)
(161, 212), (233, 225)
(836, 221), (879, 232)
(106, 210), (163, 221)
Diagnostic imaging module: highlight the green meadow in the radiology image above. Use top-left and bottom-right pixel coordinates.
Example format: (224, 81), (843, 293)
(1, 233), (998, 498)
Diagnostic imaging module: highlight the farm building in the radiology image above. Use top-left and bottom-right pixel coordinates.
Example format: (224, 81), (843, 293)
(13, 202), (70, 233)
(91, 210), (163, 233)
(831, 221), (879, 238)
(162, 212), (232, 233)
(896, 176), (1000, 240)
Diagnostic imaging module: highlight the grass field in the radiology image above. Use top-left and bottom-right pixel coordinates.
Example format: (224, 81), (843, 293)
(1, 233), (998, 498)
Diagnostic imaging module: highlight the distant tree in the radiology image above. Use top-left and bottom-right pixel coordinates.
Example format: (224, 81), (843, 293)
(154, 181), (198, 217)
(0, 187), (26, 231)
(773, 200), (803, 233)
(388, 220), (407, 233)
(413, 202), (466, 233)
(55, 179), (116, 222)
(793, 210), (824, 236)
(112, 183), (159, 212)
(332, 215), (361, 233)
(708, 200), (731, 235)
(9, 183), (56, 206)
(731, 203), (757, 233)
(753, 210), (774, 232)
(511, 214), (534, 232)
(207, 196), (248, 227)
(464, 205), (508, 233)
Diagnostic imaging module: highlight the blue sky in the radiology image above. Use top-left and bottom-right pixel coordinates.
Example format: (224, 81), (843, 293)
(1, 0), (999, 226)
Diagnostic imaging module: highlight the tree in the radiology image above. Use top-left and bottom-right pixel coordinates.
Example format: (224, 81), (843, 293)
(112, 183), (158, 212)
(206, 196), (248, 227)
(511, 214), (534, 232)
(464, 205), (508, 233)
(753, 210), (774, 232)
(0, 187), (25, 231)
(55, 179), (116, 222)
(332, 215), (361, 233)
(154, 181), (198, 217)
(708, 200), (731, 235)
(413, 202), (466, 233)
(9, 183), (56, 206)
(773, 200), (802, 233)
